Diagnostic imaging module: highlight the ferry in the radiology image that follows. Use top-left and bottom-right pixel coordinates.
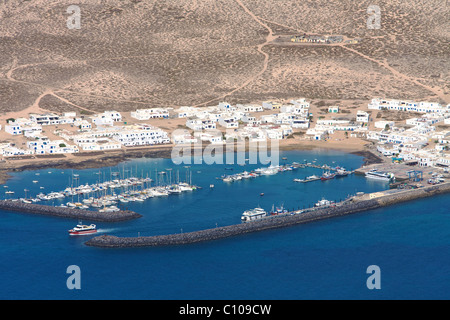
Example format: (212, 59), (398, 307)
(365, 169), (394, 181)
(68, 223), (97, 235)
(241, 207), (267, 222)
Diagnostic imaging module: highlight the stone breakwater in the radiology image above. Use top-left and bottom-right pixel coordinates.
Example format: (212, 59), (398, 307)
(0, 200), (142, 222)
(86, 182), (450, 248)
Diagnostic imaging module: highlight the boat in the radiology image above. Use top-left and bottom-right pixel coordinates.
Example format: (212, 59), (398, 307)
(68, 223), (97, 235)
(260, 165), (279, 175)
(294, 175), (320, 183)
(314, 199), (335, 208)
(320, 172), (336, 181)
(270, 205), (289, 216)
(335, 168), (351, 177)
(365, 169), (394, 181)
(241, 207), (267, 222)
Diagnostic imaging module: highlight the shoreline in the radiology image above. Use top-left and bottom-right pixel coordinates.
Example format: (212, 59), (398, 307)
(0, 139), (381, 185)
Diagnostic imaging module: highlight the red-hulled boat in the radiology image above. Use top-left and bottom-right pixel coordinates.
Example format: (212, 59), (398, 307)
(68, 223), (97, 235)
(320, 172), (336, 181)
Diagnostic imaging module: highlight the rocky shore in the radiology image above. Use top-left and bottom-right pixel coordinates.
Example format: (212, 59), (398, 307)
(0, 200), (142, 222)
(85, 182), (450, 248)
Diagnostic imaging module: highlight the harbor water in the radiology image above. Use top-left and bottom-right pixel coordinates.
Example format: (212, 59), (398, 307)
(1, 149), (449, 299)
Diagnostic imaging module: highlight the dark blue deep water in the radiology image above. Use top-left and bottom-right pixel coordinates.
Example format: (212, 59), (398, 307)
(0, 150), (449, 299)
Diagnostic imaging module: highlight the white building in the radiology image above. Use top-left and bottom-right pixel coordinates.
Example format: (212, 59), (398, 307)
(73, 119), (92, 131)
(27, 138), (79, 154)
(218, 117), (239, 129)
(368, 98), (447, 114)
(356, 111), (370, 123)
(262, 101), (282, 110)
(193, 130), (224, 144)
(186, 119), (216, 131)
(131, 108), (169, 120)
(112, 126), (170, 147)
(91, 111), (122, 126)
(0, 143), (33, 157)
(236, 104), (263, 113)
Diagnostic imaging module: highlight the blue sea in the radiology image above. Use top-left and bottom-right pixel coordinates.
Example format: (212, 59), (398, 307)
(0, 149), (449, 300)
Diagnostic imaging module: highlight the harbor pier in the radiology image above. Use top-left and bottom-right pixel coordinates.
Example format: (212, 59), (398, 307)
(0, 200), (142, 222)
(85, 182), (450, 248)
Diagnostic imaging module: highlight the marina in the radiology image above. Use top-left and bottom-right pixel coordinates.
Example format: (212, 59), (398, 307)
(2, 168), (199, 212)
(1, 150), (449, 300)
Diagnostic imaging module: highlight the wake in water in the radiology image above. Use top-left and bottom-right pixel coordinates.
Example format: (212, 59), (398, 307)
(96, 228), (117, 234)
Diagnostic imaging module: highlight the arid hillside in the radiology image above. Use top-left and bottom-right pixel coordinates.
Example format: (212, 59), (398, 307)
(0, 0), (448, 114)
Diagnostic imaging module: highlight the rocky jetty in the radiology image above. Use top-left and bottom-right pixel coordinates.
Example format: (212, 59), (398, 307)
(0, 200), (142, 222)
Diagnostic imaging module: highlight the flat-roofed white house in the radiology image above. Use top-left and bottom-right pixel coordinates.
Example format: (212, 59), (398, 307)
(27, 138), (79, 154)
(356, 111), (370, 123)
(5, 123), (23, 135)
(91, 115), (114, 126)
(131, 108), (169, 120)
(262, 101), (282, 110)
(236, 104), (263, 113)
(328, 106), (339, 113)
(186, 119), (216, 131)
(291, 118), (310, 129)
(112, 127), (170, 147)
(193, 130), (224, 144)
(218, 117), (238, 129)
(74, 119), (92, 131)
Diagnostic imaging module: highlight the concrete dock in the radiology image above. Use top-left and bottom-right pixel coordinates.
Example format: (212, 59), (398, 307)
(0, 200), (142, 222)
(85, 182), (450, 248)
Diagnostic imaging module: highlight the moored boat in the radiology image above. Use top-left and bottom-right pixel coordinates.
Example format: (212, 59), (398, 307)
(320, 172), (336, 181)
(241, 207), (267, 222)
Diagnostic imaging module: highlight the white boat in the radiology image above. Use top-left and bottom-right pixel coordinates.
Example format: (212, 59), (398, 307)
(260, 166), (279, 175)
(241, 207), (267, 222)
(178, 183), (193, 191)
(294, 175), (321, 183)
(314, 199), (335, 208)
(365, 169), (394, 181)
(68, 223), (97, 235)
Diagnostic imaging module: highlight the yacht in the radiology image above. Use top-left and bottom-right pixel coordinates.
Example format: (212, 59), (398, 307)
(241, 207), (267, 222)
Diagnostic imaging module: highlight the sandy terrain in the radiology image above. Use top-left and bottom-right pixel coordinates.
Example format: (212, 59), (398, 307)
(0, 0), (448, 183)
(0, 0), (447, 115)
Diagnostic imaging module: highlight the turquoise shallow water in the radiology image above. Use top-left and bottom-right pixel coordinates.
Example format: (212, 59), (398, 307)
(0, 149), (449, 299)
